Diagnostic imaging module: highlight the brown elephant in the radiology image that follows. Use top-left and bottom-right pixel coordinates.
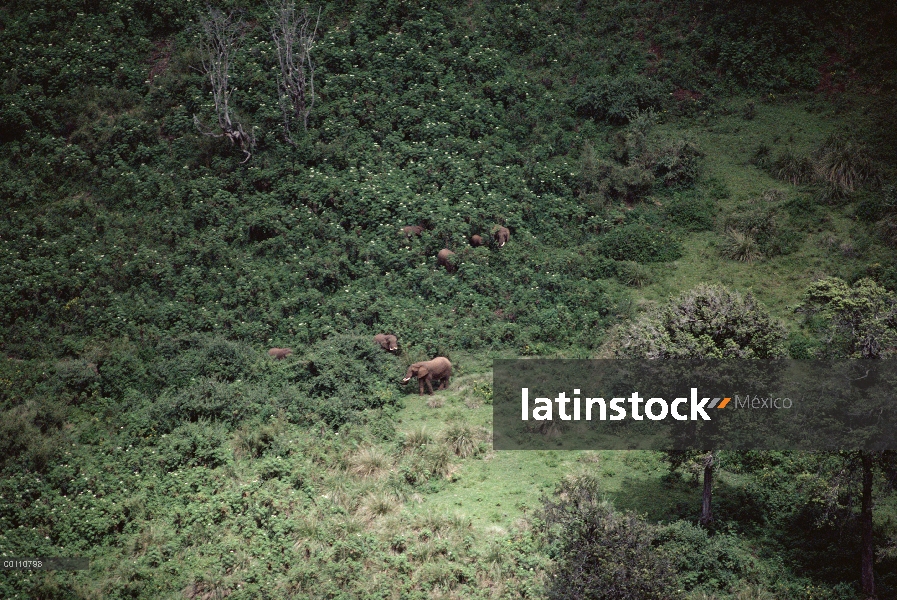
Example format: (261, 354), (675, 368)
(402, 225), (424, 238)
(402, 357), (452, 395)
(470, 234), (484, 247)
(494, 226), (510, 247)
(437, 248), (456, 273)
(268, 347), (293, 360)
(374, 334), (398, 352)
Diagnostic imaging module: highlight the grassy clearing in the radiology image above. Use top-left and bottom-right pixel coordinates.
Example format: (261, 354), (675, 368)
(633, 96), (893, 324)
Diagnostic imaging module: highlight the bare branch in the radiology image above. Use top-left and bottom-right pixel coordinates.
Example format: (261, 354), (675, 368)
(194, 7), (255, 162)
(270, 0), (321, 143)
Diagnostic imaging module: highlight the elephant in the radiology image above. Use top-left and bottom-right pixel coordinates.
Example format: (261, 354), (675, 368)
(494, 226), (510, 247)
(470, 234), (484, 247)
(374, 334), (398, 352)
(402, 357), (452, 395)
(268, 347), (293, 360)
(402, 225), (423, 238)
(437, 248), (456, 273)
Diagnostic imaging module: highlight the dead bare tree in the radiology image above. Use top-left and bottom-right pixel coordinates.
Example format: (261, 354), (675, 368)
(193, 7), (255, 163)
(269, 0), (321, 143)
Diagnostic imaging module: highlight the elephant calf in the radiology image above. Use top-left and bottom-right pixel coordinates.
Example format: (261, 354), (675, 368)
(268, 347), (293, 360)
(470, 234), (484, 247)
(402, 225), (423, 237)
(402, 357), (452, 396)
(437, 248), (456, 273)
(494, 226), (510, 247)
(374, 334), (398, 352)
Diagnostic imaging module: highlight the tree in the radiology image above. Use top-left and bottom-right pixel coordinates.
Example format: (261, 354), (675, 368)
(193, 7), (255, 163)
(617, 283), (788, 526)
(799, 276), (897, 359)
(539, 474), (682, 600)
(618, 283), (788, 361)
(798, 276), (897, 598)
(270, 0), (321, 142)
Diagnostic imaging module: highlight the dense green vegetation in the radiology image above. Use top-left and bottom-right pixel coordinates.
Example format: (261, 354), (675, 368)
(2, 0), (897, 597)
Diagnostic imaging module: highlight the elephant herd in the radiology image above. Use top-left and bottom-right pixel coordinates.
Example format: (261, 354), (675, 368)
(265, 224), (503, 395)
(402, 224), (511, 273)
(268, 335), (451, 396)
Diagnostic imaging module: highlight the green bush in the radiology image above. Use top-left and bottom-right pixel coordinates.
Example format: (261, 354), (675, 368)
(657, 520), (766, 594)
(647, 138), (704, 188)
(574, 75), (670, 124)
(540, 486), (681, 600)
(290, 333), (398, 427)
(595, 223), (682, 263)
(723, 207), (798, 258)
(145, 378), (272, 435)
(157, 420), (231, 469)
(665, 193), (715, 231)
(618, 283), (788, 359)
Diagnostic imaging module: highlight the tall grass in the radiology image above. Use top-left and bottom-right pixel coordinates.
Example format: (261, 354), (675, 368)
(722, 229), (762, 263)
(773, 149), (815, 185)
(814, 135), (879, 194)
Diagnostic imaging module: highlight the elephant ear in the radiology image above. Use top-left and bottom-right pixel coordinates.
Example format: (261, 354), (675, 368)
(418, 366), (429, 378)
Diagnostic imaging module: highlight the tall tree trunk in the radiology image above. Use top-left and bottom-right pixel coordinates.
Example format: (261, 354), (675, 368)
(700, 454), (713, 526)
(860, 451), (875, 598)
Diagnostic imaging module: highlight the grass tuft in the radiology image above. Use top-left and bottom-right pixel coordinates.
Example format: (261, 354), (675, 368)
(773, 149), (815, 185)
(814, 135), (879, 194)
(358, 491), (401, 521)
(722, 229), (762, 263)
(401, 425), (433, 452)
(349, 446), (390, 479)
(616, 260), (653, 287)
(442, 424), (482, 458)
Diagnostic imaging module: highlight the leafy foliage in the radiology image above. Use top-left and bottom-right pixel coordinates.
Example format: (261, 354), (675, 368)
(798, 277), (897, 359)
(0, 0), (896, 597)
(595, 223), (682, 263)
(574, 75), (671, 124)
(539, 476), (682, 600)
(618, 284), (789, 359)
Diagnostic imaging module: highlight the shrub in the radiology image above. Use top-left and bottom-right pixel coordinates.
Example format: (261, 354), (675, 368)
(595, 223), (682, 263)
(574, 75), (670, 124)
(291, 334), (397, 427)
(540, 488), (681, 600)
(602, 162), (656, 204)
(665, 193), (715, 231)
(157, 420), (231, 469)
(647, 138), (704, 188)
(618, 283), (788, 359)
(798, 277), (897, 359)
(199, 337), (253, 382)
(656, 520), (765, 594)
(723, 207), (798, 258)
